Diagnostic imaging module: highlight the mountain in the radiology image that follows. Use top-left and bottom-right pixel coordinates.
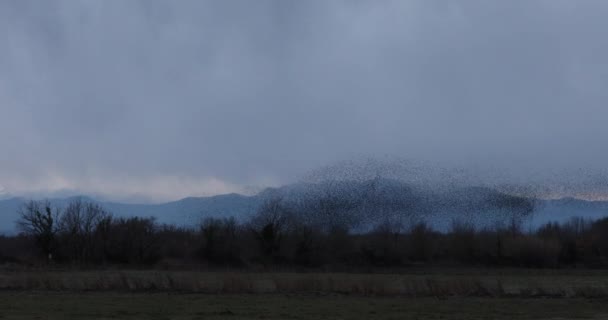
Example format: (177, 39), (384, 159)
(102, 193), (261, 225)
(241, 181), (607, 229)
(0, 180), (607, 234)
(0, 193), (261, 234)
(0, 197), (23, 234)
(531, 197), (608, 226)
(256, 179), (540, 231)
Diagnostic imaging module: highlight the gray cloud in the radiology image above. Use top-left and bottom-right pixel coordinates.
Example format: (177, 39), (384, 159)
(0, 0), (607, 201)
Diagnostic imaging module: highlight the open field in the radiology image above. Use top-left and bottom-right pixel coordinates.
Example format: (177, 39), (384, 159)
(2, 269), (608, 319)
(1, 292), (608, 319)
(2, 269), (608, 297)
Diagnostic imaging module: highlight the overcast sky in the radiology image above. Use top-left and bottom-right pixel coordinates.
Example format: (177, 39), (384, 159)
(0, 1), (607, 202)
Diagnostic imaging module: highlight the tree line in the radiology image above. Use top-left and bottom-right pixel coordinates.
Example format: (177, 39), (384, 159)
(1, 196), (608, 269)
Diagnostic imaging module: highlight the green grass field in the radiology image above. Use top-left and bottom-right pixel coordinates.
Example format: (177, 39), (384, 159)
(1, 292), (608, 319)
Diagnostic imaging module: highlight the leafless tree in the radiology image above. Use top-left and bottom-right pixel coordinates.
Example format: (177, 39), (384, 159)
(250, 196), (292, 261)
(251, 196), (290, 231)
(16, 200), (60, 262)
(59, 199), (110, 263)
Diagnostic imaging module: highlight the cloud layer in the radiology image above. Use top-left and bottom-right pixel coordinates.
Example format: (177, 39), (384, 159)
(1, 1), (607, 201)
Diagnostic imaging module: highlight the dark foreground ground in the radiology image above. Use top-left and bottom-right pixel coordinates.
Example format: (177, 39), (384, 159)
(2, 269), (608, 319)
(1, 292), (608, 319)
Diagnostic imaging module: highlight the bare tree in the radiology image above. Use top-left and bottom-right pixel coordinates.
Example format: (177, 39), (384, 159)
(94, 214), (114, 264)
(251, 196), (290, 231)
(16, 200), (60, 262)
(250, 196), (292, 261)
(59, 199), (110, 263)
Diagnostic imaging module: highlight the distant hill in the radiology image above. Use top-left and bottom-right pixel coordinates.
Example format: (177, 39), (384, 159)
(250, 179), (607, 230)
(0, 193), (261, 234)
(0, 197), (23, 234)
(0, 180), (607, 234)
(102, 193), (261, 225)
(531, 197), (608, 226)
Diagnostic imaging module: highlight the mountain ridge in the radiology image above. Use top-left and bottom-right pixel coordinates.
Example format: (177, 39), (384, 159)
(1, 181), (607, 234)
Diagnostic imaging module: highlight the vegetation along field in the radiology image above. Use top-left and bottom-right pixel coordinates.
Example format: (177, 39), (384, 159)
(0, 269), (607, 319)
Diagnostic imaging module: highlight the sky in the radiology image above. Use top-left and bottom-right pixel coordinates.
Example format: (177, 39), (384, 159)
(0, 1), (607, 203)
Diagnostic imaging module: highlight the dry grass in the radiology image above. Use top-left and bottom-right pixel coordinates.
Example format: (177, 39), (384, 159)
(2, 269), (608, 319)
(1, 269), (608, 298)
